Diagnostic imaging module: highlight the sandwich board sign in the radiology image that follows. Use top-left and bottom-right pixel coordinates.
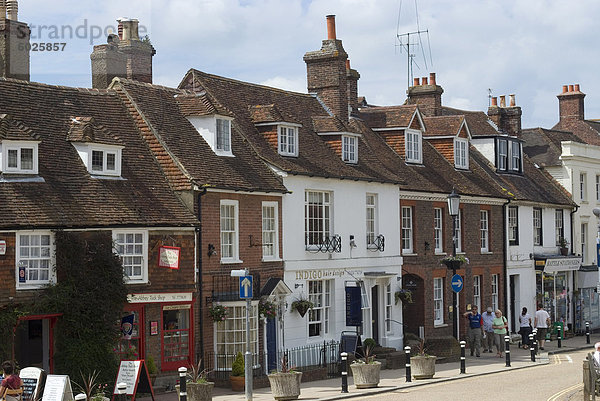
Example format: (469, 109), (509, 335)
(112, 360), (155, 401)
(21, 367), (46, 401)
(41, 375), (73, 401)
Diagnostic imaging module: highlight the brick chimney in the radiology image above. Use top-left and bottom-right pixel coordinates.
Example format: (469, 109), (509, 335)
(346, 59), (360, 116)
(406, 72), (443, 116)
(557, 83), (585, 122)
(0, 0), (31, 81)
(487, 93), (522, 136)
(91, 17), (155, 89)
(304, 15), (349, 121)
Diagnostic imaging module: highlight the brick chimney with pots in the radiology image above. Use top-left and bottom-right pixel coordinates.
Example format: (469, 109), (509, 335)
(0, 0), (31, 81)
(91, 17), (155, 89)
(304, 15), (349, 121)
(346, 59), (360, 116)
(406, 72), (443, 116)
(557, 83), (585, 122)
(487, 93), (522, 136)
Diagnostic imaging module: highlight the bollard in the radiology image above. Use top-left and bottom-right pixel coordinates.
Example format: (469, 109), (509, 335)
(529, 333), (535, 362)
(586, 321), (591, 344)
(179, 367), (187, 401)
(404, 346), (411, 382)
(504, 335), (511, 367)
(117, 382), (127, 401)
(532, 329), (538, 355)
(340, 352), (348, 393)
(557, 325), (562, 348)
(459, 340), (466, 374)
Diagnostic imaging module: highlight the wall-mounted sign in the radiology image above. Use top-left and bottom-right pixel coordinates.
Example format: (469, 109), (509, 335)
(127, 292), (193, 303)
(0, 240), (6, 255)
(158, 246), (180, 269)
(19, 261), (27, 283)
(150, 321), (158, 336)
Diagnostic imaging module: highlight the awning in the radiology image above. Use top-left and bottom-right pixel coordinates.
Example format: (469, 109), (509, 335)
(363, 271), (398, 279)
(534, 254), (582, 273)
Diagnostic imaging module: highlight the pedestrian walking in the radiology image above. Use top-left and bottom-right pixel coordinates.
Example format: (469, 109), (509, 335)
(492, 309), (508, 358)
(594, 342), (600, 370)
(534, 303), (551, 350)
(463, 305), (483, 357)
(518, 307), (533, 349)
(0, 361), (23, 401)
(482, 307), (495, 353)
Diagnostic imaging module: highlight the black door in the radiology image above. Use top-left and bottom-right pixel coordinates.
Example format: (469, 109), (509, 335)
(371, 285), (379, 344)
(266, 317), (277, 372)
(510, 275), (516, 333)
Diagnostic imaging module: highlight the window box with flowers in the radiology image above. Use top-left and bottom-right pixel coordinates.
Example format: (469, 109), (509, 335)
(440, 255), (469, 270)
(209, 303), (228, 322)
(259, 299), (277, 321)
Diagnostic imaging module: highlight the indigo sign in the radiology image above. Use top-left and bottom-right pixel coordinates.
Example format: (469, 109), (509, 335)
(345, 286), (362, 326)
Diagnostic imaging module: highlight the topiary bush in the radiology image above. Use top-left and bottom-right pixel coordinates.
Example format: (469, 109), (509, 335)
(231, 352), (245, 377)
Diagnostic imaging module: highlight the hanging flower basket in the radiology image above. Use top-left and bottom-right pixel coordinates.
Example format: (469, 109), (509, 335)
(259, 299), (277, 320)
(394, 289), (413, 305)
(208, 303), (228, 322)
(291, 299), (314, 318)
(440, 255), (469, 270)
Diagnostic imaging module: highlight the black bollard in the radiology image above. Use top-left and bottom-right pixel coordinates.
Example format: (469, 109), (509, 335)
(404, 346), (412, 382)
(587, 321), (591, 344)
(529, 333), (535, 362)
(179, 367), (187, 401)
(504, 335), (511, 367)
(533, 329), (538, 355)
(340, 352), (348, 393)
(557, 325), (562, 348)
(459, 341), (466, 374)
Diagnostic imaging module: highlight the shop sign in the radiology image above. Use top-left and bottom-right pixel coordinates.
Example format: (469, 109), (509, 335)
(544, 257), (581, 273)
(345, 286), (362, 326)
(0, 240), (6, 255)
(127, 292), (192, 303)
(158, 246), (180, 269)
(294, 269), (363, 281)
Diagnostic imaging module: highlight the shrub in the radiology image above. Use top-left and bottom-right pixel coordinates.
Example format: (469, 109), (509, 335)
(231, 352), (245, 377)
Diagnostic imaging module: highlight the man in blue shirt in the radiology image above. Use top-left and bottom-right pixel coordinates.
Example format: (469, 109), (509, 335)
(463, 305), (483, 357)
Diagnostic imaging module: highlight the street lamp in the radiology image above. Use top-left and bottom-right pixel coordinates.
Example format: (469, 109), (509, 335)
(231, 268), (253, 401)
(447, 189), (461, 340)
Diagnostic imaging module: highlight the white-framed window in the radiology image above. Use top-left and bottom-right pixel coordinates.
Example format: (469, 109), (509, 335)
(555, 209), (564, 246)
(278, 125), (298, 156)
(497, 139), (507, 170)
(480, 210), (489, 252)
(533, 208), (542, 246)
(454, 138), (469, 169)
(305, 190), (332, 248)
(366, 194), (378, 247)
(434, 207), (443, 253)
(473, 275), (481, 311)
(491, 274), (499, 312)
(342, 135), (358, 164)
(405, 129), (422, 163)
(16, 231), (54, 289)
(2, 141), (39, 174)
(510, 141), (521, 171)
(581, 223), (587, 264)
(433, 277), (444, 325)
(113, 230), (148, 283)
(596, 175), (600, 202)
(580, 172), (588, 201)
(262, 201), (279, 260)
(220, 200), (239, 262)
(385, 283), (392, 333)
(308, 280), (332, 337)
(401, 206), (413, 253)
(216, 118), (231, 153)
(454, 210), (462, 253)
(89, 145), (122, 176)
(214, 303), (258, 363)
(508, 206), (518, 245)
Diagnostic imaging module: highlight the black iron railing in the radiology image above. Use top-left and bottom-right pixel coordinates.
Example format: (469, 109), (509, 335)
(205, 273), (261, 304)
(305, 235), (342, 253)
(367, 234), (385, 252)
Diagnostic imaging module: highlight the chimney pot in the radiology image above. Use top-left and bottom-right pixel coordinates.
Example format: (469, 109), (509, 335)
(429, 72), (436, 86)
(0, 0), (6, 19)
(575, 84), (580, 92)
(345, 59), (350, 70)
(499, 95), (506, 108)
(6, 0), (17, 20)
(422, 77), (428, 85)
(413, 78), (420, 86)
(491, 97), (498, 107)
(509, 94), (516, 107)
(562, 85), (568, 94)
(326, 15), (336, 40)
(568, 84), (574, 92)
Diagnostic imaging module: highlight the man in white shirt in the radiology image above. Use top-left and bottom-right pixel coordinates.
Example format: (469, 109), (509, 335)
(534, 303), (551, 350)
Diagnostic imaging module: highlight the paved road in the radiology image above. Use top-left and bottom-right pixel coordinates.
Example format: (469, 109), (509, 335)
(360, 349), (587, 401)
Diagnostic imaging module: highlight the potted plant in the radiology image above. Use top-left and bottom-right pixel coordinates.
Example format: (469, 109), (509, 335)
(559, 237), (569, 256)
(291, 297), (314, 318)
(208, 303), (228, 322)
(440, 254), (469, 270)
(410, 339), (436, 379)
(350, 343), (381, 388)
(146, 355), (158, 385)
(267, 354), (302, 400)
(394, 289), (413, 305)
(259, 299), (277, 321)
(230, 352), (245, 392)
(177, 359), (213, 401)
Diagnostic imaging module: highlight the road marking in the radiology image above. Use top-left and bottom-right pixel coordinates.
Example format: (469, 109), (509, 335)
(565, 355), (573, 363)
(551, 354), (561, 365)
(547, 382), (582, 401)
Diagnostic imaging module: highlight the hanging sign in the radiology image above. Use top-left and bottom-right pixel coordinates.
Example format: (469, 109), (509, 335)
(41, 375), (74, 401)
(345, 286), (362, 326)
(158, 246), (180, 269)
(112, 360), (155, 401)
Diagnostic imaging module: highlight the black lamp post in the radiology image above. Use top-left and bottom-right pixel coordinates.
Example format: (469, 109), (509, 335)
(447, 189), (461, 340)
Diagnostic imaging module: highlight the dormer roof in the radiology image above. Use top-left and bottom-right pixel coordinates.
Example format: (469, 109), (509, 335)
(359, 104), (422, 130)
(175, 93), (226, 117)
(422, 115), (469, 138)
(0, 114), (39, 141)
(67, 116), (123, 146)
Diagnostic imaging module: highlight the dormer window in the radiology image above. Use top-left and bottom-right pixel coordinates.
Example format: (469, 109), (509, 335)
(510, 142), (521, 171)
(2, 141), (39, 174)
(496, 138), (522, 173)
(342, 135), (358, 163)
(405, 129), (422, 163)
(278, 125), (298, 156)
(91, 147), (119, 175)
(187, 115), (234, 157)
(454, 138), (469, 169)
(216, 118), (231, 152)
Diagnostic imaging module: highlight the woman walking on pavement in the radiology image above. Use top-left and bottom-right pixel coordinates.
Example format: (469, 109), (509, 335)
(492, 309), (508, 357)
(519, 307), (533, 349)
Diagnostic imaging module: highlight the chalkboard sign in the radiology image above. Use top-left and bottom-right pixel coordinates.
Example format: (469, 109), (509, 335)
(20, 367), (46, 401)
(112, 360), (154, 401)
(41, 375), (73, 401)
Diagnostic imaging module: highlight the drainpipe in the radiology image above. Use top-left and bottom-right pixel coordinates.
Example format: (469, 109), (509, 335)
(197, 187), (207, 367)
(502, 198), (510, 332)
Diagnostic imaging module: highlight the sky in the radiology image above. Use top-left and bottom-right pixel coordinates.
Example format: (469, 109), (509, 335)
(16, 0), (600, 129)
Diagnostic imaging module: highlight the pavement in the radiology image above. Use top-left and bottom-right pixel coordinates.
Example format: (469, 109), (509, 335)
(144, 334), (596, 401)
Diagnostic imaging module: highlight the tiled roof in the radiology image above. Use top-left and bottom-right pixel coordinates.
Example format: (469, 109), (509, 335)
(312, 116), (346, 133)
(443, 107), (498, 137)
(67, 116), (123, 146)
(0, 114), (39, 141)
(358, 105), (417, 129)
(522, 127), (583, 168)
(0, 78), (199, 229)
(422, 115), (465, 137)
(553, 119), (600, 146)
(175, 93), (219, 116)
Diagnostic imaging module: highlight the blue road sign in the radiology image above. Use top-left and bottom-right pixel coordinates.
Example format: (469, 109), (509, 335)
(451, 274), (463, 293)
(239, 275), (253, 299)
